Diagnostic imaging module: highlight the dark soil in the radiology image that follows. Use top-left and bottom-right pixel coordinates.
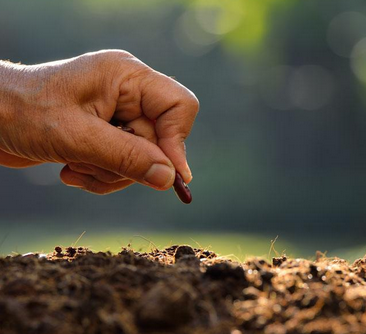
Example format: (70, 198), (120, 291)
(1, 245), (366, 334)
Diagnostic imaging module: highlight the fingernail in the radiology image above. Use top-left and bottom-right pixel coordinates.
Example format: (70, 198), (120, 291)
(180, 163), (193, 184)
(144, 164), (175, 189)
(69, 163), (95, 175)
(181, 170), (193, 184)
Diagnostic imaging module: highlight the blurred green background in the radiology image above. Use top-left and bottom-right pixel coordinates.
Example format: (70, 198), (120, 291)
(1, 0), (366, 260)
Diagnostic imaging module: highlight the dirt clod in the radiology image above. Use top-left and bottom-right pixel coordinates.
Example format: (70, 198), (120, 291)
(204, 262), (245, 281)
(174, 245), (195, 262)
(2, 246), (366, 334)
(272, 255), (287, 267)
(137, 281), (196, 330)
(54, 246), (62, 253)
(65, 246), (77, 257)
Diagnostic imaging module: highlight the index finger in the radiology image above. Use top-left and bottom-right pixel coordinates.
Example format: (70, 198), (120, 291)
(139, 71), (199, 183)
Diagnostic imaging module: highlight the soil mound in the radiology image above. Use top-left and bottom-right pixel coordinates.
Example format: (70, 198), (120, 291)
(1, 246), (366, 333)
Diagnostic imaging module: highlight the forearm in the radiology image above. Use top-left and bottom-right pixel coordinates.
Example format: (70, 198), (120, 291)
(0, 61), (40, 156)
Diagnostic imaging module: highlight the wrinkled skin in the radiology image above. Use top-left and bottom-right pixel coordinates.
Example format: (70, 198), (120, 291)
(0, 50), (199, 194)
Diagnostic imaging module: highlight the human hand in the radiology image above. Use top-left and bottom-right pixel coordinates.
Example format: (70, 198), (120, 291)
(0, 50), (199, 194)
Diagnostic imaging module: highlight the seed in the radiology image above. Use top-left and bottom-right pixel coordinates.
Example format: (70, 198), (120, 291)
(117, 125), (135, 134)
(119, 125), (192, 204)
(122, 126), (135, 134)
(112, 119), (135, 135)
(173, 172), (192, 204)
(120, 126), (135, 134)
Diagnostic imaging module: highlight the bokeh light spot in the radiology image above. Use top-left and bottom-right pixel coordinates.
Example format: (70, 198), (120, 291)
(193, 0), (245, 36)
(327, 11), (366, 58)
(174, 10), (220, 57)
(351, 38), (366, 83)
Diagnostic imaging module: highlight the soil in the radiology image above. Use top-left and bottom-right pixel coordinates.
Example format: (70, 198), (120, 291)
(1, 245), (366, 334)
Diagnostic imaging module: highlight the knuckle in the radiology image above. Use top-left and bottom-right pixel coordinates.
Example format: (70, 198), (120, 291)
(178, 91), (199, 118)
(100, 50), (135, 63)
(187, 93), (200, 115)
(110, 49), (134, 59)
(87, 49), (135, 62)
(80, 50), (137, 77)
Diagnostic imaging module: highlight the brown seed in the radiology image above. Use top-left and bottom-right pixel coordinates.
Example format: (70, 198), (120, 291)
(118, 125), (192, 204)
(116, 124), (135, 135)
(173, 172), (192, 204)
(121, 126), (135, 134)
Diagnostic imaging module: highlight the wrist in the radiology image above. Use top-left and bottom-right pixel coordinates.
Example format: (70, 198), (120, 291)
(0, 61), (27, 124)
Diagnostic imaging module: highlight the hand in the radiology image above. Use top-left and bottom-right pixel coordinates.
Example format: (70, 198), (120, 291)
(0, 50), (199, 194)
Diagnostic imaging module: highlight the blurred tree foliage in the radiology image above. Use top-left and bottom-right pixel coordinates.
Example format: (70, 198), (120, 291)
(1, 0), (366, 247)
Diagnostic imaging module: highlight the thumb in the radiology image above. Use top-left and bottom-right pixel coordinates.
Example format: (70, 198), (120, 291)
(71, 118), (175, 190)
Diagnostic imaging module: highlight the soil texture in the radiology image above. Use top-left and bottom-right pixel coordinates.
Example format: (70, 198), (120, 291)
(1, 245), (366, 333)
